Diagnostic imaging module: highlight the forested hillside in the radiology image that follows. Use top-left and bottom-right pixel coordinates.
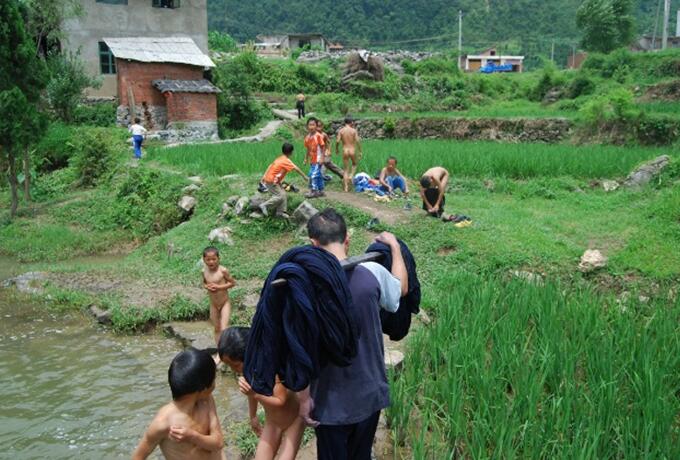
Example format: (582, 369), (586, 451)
(208, 0), (660, 58)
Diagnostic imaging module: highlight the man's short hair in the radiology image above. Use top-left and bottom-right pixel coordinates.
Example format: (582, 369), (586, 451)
(203, 246), (219, 258)
(420, 176), (432, 188)
(306, 117), (318, 126)
(307, 208), (347, 245)
(282, 142), (294, 155)
(134, 117), (141, 124)
(218, 327), (250, 362)
(344, 116), (353, 125)
(388, 156), (398, 164)
(168, 349), (216, 400)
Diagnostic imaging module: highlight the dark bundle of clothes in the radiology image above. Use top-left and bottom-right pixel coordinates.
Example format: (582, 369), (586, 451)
(244, 246), (360, 396)
(366, 240), (421, 341)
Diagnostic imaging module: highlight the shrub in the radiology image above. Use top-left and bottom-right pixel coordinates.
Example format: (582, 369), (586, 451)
(310, 92), (352, 114)
(69, 128), (124, 187)
(579, 87), (639, 126)
(46, 52), (101, 123)
(567, 75), (596, 99)
(33, 123), (78, 172)
(208, 31), (237, 53)
(72, 102), (117, 127)
(32, 167), (78, 200)
(635, 115), (680, 146)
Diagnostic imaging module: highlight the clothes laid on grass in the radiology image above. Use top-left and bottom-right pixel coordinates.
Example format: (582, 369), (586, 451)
(263, 155), (296, 184)
(353, 173), (386, 196)
(309, 163), (325, 192)
(422, 187), (445, 217)
(311, 262), (400, 426)
(366, 239), (421, 341)
(244, 246), (359, 396)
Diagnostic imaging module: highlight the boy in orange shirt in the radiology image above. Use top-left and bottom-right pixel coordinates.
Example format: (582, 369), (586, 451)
(303, 117), (326, 198)
(260, 142), (307, 218)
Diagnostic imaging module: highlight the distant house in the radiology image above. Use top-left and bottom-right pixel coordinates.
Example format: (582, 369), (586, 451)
(633, 35), (680, 52)
(254, 33), (328, 57)
(460, 48), (524, 73)
(104, 37), (219, 139)
(62, 0), (209, 98)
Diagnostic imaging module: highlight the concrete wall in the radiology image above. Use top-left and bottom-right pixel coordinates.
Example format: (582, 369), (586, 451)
(63, 0), (208, 98)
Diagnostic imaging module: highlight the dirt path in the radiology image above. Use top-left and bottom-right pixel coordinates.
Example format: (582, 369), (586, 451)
(323, 190), (418, 225)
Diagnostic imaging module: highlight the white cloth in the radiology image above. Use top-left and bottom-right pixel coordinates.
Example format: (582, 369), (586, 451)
(129, 124), (147, 136)
(360, 262), (401, 313)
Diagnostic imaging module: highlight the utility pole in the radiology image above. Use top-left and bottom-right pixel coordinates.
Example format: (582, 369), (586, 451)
(550, 40), (555, 63)
(458, 10), (463, 54)
(458, 10), (463, 70)
(677, 9), (680, 37)
(662, 0), (671, 49)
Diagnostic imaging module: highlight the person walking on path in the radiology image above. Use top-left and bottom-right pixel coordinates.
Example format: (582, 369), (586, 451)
(298, 209), (408, 460)
(335, 117), (362, 192)
(296, 93), (306, 119)
(128, 117), (147, 159)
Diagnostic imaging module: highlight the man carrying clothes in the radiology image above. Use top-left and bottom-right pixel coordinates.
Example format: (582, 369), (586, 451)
(260, 142), (307, 218)
(419, 166), (449, 218)
(298, 208), (408, 460)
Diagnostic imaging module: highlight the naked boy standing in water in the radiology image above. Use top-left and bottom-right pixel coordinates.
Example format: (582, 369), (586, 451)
(335, 117), (363, 192)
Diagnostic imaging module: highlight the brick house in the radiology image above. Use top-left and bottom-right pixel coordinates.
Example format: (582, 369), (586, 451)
(104, 36), (220, 140)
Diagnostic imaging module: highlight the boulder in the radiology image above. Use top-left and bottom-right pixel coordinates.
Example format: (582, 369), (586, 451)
(187, 176), (203, 185)
(578, 249), (608, 273)
(233, 197), (250, 216)
(623, 155), (671, 188)
(89, 305), (112, 325)
(602, 180), (620, 192)
(249, 193), (269, 209)
(293, 201), (319, 225)
(182, 183), (201, 194)
(178, 196), (197, 213)
(220, 202), (232, 217)
(208, 227), (234, 245)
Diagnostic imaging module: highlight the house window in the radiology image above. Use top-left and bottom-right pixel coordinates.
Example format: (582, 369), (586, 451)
(99, 42), (116, 74)
(152, 0), (180, 8)
(96, 0), (128, 4)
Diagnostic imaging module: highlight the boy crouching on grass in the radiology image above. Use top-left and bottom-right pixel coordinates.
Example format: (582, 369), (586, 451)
(259, 142), (307, 219)
(202, 246), (237, 363)
(219, 327), (305, 460)
(132, 349), (226, 460)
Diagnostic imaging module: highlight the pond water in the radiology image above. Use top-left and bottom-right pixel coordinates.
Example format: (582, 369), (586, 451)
(0, 259), (245, 459)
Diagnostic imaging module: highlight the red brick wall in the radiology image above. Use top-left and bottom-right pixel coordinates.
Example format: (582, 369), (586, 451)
(116, 60), (203, 107)
(165, 92), (217, 122)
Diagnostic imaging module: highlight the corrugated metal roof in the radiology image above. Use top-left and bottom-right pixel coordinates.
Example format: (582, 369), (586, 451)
(102, 37), (215, 68)
(152, 79), (221, 94)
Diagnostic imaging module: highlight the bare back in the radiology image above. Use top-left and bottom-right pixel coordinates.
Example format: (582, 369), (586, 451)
(423, 166), (448, 183)
(337, 125), (359, 154)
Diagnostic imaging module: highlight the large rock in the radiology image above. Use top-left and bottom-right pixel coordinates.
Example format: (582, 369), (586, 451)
(602, 180), (620, 192)
(578, 249), (608, 273)
(208, 227), (234, 245)
(233, 197), (250, 216)
(182, 183), (201, 194)
(249, 193), (269, 209)
(178, 196), (197, 213)
(623, 155), (671, 188)
(293, 201), (319, 225)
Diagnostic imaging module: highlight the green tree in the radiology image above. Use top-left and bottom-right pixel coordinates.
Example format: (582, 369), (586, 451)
(23, 0), (82, 56)
(46, 51), (101, 122)
(208, 30), (238, 53)
(577, 0), (635, 53)
(0, 0), (48, 217)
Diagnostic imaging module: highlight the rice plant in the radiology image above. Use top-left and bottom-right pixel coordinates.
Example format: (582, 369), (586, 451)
(148, 140), (677, 180)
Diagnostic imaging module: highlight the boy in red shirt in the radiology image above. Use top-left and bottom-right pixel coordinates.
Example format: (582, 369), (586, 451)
(260, 142), (307, 218)
(303, 118), (326, 198)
